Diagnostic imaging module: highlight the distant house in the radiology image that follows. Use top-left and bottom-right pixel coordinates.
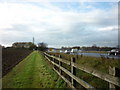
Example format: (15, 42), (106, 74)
(12, 42), (34, 48)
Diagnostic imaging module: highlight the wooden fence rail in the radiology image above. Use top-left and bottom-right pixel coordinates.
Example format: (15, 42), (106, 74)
(43, 52), (120, 89)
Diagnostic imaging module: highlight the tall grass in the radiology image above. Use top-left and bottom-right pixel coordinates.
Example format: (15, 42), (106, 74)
(48, 52), (120, 89)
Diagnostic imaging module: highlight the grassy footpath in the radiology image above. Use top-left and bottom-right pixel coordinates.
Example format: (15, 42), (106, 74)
(2, 51), (66, 88)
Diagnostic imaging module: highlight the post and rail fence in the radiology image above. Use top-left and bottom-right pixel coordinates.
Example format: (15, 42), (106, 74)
(43, 52), (120, 89)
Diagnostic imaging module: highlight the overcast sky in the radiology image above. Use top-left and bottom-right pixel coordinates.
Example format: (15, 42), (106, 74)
(0, 0), (118, 48)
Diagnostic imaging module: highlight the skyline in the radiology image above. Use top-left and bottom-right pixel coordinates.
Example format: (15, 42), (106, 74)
(0, 1), (119, 48)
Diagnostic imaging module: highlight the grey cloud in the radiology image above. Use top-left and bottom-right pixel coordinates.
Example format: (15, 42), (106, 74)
(4, 24), (30, 32)
(0, 2), (118, 47)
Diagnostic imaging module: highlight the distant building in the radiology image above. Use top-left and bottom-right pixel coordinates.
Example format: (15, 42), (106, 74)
(12, 42), (34, 48)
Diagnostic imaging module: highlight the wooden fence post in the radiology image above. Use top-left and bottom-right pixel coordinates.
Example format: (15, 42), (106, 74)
(76, 54), (78, 59)
(109, 66), (120, 89)
(81, 53), (83, 57)
(71, 57), (76, 87)
(59, 55), (62, 75)
(53, 54), (55, 69)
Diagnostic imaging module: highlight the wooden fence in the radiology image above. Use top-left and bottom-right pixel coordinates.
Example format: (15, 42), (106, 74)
(43, 52), (120, 89)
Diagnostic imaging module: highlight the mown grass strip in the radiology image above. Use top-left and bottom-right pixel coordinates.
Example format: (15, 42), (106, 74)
(2, 51), (66, 88)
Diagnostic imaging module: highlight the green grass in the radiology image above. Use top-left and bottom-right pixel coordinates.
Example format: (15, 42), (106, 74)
(49, 52), (120, 89)
(2, 51), (66, 88)
(82, 51), (108, 54)
(50, 52), (120, 73)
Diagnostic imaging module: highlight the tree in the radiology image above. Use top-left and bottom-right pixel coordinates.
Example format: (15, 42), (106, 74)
(92, 44), (97, 48)
(29, 44), (37, 50)
(38, 42), (48, 51)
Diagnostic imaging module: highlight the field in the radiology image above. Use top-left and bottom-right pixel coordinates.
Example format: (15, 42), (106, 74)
(2, 48), (32, 76)
(82, 51), (108, 54)
(48, 52), (120, 89)
(2, 51), (66, 88)
(2, 49), (120, 89)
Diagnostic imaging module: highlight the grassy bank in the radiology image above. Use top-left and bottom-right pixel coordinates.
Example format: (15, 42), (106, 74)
(49, 52), (120, 89)
(2, 51), (66, 88)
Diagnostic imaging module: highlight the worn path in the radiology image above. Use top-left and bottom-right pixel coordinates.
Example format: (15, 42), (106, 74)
(2, 51), (66, 88)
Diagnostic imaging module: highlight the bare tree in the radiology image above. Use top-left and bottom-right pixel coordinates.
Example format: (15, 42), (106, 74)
(38, 42), (48, 51)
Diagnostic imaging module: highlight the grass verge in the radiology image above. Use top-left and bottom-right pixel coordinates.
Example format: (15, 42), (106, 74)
(49, 52), (120, 89)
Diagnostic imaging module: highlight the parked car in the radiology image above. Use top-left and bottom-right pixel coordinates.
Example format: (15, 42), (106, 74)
(64, 50), (71, 54)
(71, 49), (78, 54)
(108, 49), (120, 56)
(78, 50), (82, 53)
(60, 50), (64, 53)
